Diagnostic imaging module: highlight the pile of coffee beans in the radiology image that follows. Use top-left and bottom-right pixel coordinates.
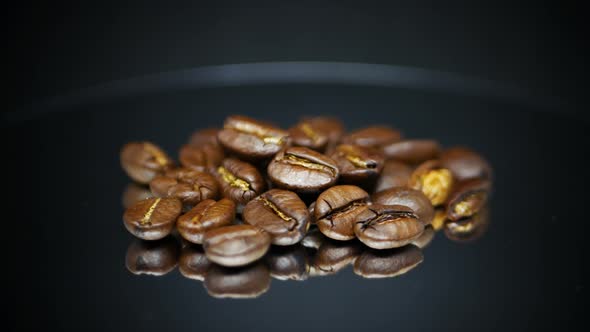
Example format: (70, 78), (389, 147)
(121, 115), (492, 268)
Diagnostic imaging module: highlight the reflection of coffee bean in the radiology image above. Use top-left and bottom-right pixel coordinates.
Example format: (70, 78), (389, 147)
(353, 245), (423, 279)
(204, 262), (271, 299)
(125, 237), (179, 276)
(266, 245), (309, 281)
(178, 244), (210, 281)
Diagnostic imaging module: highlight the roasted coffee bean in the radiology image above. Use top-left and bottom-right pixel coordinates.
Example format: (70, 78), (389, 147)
(189, 128), (220, 147)
(382, 139), (441, 164)
(202, 224), (271, 267)
(265, 245), (309, 281)
(342, 125), (401, 149)
(411, 225), (435, 249)
(217, 115), (289, 160)
(315, 185), (370, 241)
(267, 147), (339, 192)
(289, 117), (344, 152)
(308, 201), (316, 224)
(120, 142), (174, 184)
(330, 144), (384, 186)
(125, 236), (179, 276)
(309, 239), (362, 277)
(440, 147), (492, 181)
(179, 143), (224, 173)
(444, 206), (490, 243)
(176, 199), (236, 244)
(374, 160), (413, 193)
(204, 262), (271, 299)
(122, 183), (154, 208)
(242, 189), (310, 245)
(353, 244), (423, 279)
(431, 208), (448, 231)
(408, 160), (454, 206)
(123, 197), (182, 240)
(446, 179), (490, 221)
(215, 158), (266, 205)
(354, 204), (424, 249)
(372, 187), (434, 225)
(179, 244), (211, 281)
(150, 168), (218, 206)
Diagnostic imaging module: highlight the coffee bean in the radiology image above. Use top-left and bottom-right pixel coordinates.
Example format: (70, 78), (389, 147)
(179, 244), (211, 281)
(354, 204), (424, 249)
(289, 117), (344, 152)
(431, 208), (448, 231)
(189, 128), (220, 147)
(353, 244), (423, 279)
(204, 262), (271, 299)
(444, 206), (490, 243)
(408, 160), (454, 206)
(242, 189), (310, 245)
(342, 125), (401, 149)
(308, 201), (316, 224)
(440, 147), (492, 181)
(267, 147), (339, 193)
(265, 245), (309, 281)
(411, 225), (435, 249)
(150, 168), (219, 206)
(122, 183), (154, 208)
(176, 198), (236, 244)
(179, 143), (224, 173)
(217, 115), (289, 160)
(330, 144), (384, 187)
(374, 160), (413, 193)
(382, 139), (441, 164)
(301, 227), (324, 250)
(309, 239), (362, 276)
(372, 187), (434, 225)
(125, 236), (179, 276)
(120, 142), (174, 184)
(215, 158), (266, 205)
(123, 197), (182, 240)
(202, 224), (271, 267)
(315, 185), (369, 241)
(446, 179), (490, 221)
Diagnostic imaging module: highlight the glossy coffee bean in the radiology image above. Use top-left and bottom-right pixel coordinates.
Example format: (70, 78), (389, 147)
(176, 199), (236, 244)
(289, 117), (344, 152)
(123, 197), (182, 240)
(150, 168), (219, 206)
(267, 147), (339, 193)
(444, 206), (490, 243)
(125, 236), (179, 276)
(120, 142), (174, 184)
(408, 160), (454, 206)
(342, 125), (401, 149)
(354, 204), (424, 249)
(204, 262), (271, 299)
(374, 160), (413, 193)
(440, 147), (492, 181)
(217, 115), (289, 160)
(179, 143), (224, 173)
(330, 144), (384, 186)
(309, 239), (362, 276)
(372, 187), (434, 225)
(215, 158), (266, 205)
(315, 185), (369, 241)
(411, 225), (435, 249)
(382, 139), (441, 164)
(265, 245), (309, 281)
(242, 189), (310, 245)
(446, 179), (490, 221)
(122, 183), (154, 208)
(179, 244), (211, 281)
(202, 224), (271, 267)
(353, 244), (423, 279)
(188, 128), (220, 147)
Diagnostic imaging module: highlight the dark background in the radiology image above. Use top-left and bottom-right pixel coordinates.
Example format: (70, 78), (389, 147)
(6, 1), (589, 331)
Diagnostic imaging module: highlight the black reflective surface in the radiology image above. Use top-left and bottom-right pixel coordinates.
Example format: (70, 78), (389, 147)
(6, 85), (587, 331)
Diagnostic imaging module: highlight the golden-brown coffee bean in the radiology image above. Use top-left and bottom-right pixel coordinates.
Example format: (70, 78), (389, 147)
(372, 187), (434, 226)
(408, 160), (454, 206)
(202, 224), (271, 267)
(354, 204), (424, 249)
(176, 199), (236, 244)
(150, 168), (219, 206)
(123, 197), (182, 240)
(120, 142), (174, 184)
(446, 179), (491, 221)
(444, 206), (490, 243)
(315, 185), (370, 241)
(215, 158), (266, 205)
